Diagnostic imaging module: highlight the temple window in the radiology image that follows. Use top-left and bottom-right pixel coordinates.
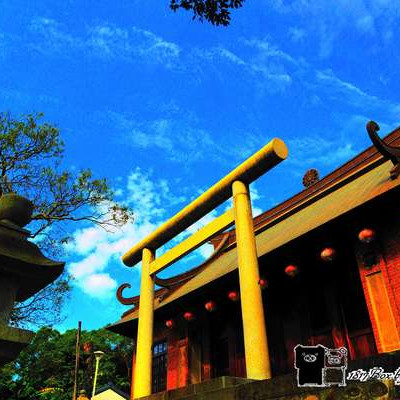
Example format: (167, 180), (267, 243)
(152, 340), (167, 393)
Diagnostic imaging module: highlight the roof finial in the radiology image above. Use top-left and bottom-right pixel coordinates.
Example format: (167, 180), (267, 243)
(302, 169), (320, 188)
(367, 120), (400, 179)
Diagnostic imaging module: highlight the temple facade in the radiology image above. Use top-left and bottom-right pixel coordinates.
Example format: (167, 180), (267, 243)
(108, 125), (400, 399)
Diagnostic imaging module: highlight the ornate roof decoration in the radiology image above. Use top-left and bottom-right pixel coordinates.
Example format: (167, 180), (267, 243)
(302, 169), (320, 188)
(367, 120), (400, 179)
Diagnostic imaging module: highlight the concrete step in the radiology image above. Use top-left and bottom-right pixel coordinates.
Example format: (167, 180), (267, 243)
(141, 376), (251, 400)
(143, 374), (398, 400)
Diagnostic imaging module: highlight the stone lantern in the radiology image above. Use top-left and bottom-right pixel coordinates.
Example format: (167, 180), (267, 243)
(0, 193), (65, 366)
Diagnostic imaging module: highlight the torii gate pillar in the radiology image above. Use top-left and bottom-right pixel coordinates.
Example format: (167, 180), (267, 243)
(233, 180), (271, 379)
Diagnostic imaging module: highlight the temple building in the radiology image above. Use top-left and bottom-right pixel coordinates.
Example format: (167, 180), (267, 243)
(107, 123), (400, 399)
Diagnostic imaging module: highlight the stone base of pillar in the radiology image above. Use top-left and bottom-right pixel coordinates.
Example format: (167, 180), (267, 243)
(0, 324), (34, 366)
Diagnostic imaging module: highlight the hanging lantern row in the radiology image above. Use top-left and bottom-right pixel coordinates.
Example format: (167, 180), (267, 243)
(165, 290), (243, 328)
(165, 311), (195, 328)
(358, 228), (376, 243)
(165, 229), (377, 330)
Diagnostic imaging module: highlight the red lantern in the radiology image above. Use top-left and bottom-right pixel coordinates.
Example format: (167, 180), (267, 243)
(358, 228), (376, 243)
(83, 342), (92, 353)
(321, 247), (336, 262)
(227, 290), (239, 302)
(165, 319), (174, 329)
(285, 265), (299, 277)
(204, 300), (217, 312)
(258, 278), (268, 289)
(183, 311), (195, 321)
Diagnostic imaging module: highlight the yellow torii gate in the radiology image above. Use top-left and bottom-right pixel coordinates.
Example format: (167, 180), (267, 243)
(122, 138), (288, 399)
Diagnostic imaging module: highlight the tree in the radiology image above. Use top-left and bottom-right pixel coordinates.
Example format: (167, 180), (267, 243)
(0, 112), (134, 327)
(0, 327), (133, 400)
(170, 0), (245, 26)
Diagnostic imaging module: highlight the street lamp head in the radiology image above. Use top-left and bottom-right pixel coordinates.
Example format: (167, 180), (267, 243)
(93, 350), (105, 361)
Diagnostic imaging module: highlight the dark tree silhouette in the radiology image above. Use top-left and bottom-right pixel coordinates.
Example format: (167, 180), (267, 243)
(170, 0), (245, 26)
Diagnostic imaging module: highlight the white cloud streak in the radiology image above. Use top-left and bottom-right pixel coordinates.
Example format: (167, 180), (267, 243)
(287, 135), (356, 171)
(193, 41), (294, 91)
(267, 0), (400, 56)
(314, 69), (400, 118)
(107, 111), (254, 166)
(28, 17), (181, 68)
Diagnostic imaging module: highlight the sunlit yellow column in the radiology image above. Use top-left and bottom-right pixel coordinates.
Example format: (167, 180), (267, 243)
(232, 180), (271, 380)
(133, 248), (155, 399)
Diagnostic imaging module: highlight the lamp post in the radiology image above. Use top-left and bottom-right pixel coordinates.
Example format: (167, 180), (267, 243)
(91, 351), (104, 399)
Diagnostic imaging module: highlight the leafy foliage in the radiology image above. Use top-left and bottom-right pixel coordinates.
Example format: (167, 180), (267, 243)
(0, 327), (133, 400)
(170, 0), (245, 26)
(9, 279), (71, 328)
(0, 112), (134, 327)
(0, 112), (133, 249)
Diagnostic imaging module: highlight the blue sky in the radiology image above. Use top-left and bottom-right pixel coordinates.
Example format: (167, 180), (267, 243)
(1, 0), (399, 331)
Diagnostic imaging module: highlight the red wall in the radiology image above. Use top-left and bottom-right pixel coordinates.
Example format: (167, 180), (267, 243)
(355, 221), (400, 353)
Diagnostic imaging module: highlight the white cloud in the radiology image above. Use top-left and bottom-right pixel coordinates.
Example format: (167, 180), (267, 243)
(87, 25), (181, 66)
(250, 185), (263, 217)
(242, 38), (298, 65)
(356, 15), (375, 34)
(287, 135), (357, 171)
(193, 47), (246, 66)
(68, 226), (109, 256)
(29, 17), (79, 52)
(315, 69), (400, 118)
(267, 0), (400, 54)
(107, 111), (241, 165)
(193, 40), (294, 91)
(288, 27), (306, 43)
(28, 17), (181, 68)
(69, 251), (111, 278)
(82, 273), (118, 298)
(66, 168), (186, 298)
(316, 70), (375, 100)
